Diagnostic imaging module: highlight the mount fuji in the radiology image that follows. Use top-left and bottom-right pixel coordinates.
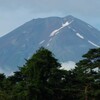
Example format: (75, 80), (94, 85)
(0, 15), (100, 74)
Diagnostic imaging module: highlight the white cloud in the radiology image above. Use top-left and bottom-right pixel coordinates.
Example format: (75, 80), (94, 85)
(0, 67), (14, 76)
(60, 61), (76, 70)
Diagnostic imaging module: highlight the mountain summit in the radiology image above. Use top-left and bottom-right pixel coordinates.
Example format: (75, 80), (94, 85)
(0, 15), (100, 74)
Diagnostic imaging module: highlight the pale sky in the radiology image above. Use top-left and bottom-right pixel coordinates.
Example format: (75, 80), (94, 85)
(0, 0), (100, 37)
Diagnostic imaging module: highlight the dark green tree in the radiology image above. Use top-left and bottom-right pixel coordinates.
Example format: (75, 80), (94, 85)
(20, 47), (61, 100)
(74, 48), (100, 100)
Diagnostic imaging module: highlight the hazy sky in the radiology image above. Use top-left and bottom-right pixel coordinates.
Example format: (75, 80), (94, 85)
(0, 0), (100, 36)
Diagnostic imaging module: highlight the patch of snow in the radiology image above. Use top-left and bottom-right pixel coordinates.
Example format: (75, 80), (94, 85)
(62, 21), (70, 27)
(76, 33), (84, 39)
(47, 43), (50, 47)
(62, 20), (73, 27)
(50, 29), (59, 37)
(88, 40), (100, 48)
(39, 40), (45, 45)
(60, 61), (75, 70)
(50, 20), (73, 37)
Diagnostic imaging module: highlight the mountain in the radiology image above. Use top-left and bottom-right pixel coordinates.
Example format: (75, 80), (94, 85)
(0, 15), (100, 74)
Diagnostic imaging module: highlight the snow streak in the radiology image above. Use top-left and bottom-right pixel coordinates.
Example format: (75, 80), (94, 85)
(50, 20), (73, 37)
(88, 40), (100, 48)
(39, 40), (45, 45)
(76, 33), (84, 39)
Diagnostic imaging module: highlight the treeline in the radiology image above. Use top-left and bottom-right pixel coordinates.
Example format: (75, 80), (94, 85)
(0, 47), (100, 100)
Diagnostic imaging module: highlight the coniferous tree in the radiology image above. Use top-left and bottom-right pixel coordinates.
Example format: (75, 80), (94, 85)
(74, 48), (100, 100)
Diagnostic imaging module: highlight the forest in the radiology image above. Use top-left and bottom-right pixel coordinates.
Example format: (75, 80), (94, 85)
(0, 47), (100, 100)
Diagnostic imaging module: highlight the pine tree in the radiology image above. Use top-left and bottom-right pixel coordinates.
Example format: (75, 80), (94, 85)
(74, 48), (100, 100)
(20, 47), (61, 100)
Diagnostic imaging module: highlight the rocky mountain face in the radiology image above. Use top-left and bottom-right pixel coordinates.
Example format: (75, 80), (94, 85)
(0, 15), (100, 74)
